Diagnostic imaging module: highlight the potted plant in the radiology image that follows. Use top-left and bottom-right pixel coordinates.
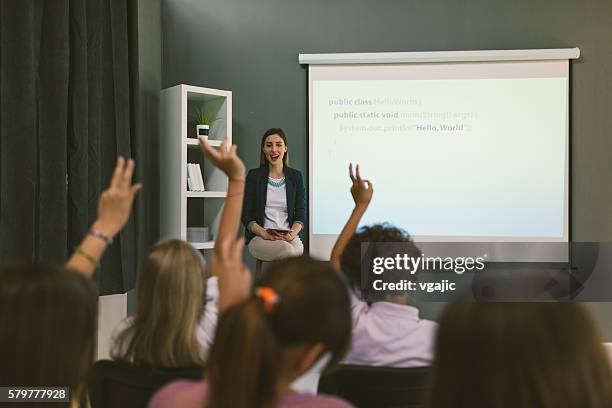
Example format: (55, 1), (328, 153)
(192, 104), (214, 139)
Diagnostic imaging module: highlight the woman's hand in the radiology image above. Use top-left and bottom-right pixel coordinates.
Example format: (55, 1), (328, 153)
(260, 230), (279, 241)
(199, 137), (246, 181)
(250, 224), (279, 241)
(92, 157), (142, 238)
(279, 230), (296, 242)
(211, 237), (252, 312)
(349, 163), (373, 208)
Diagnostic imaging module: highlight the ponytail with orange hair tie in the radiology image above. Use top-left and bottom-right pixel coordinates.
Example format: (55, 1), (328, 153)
(255, 287), (280, 313)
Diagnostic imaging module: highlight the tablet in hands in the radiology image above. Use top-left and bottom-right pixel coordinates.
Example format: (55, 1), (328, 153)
(266, 228), (290, 235)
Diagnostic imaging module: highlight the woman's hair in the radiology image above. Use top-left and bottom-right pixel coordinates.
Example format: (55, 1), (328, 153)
(0, 264), (97, 393)
(259, 127), (289, 167)
(340, 223), (418, 290)
(205, 256), (351, 408)
(113, 239), (206, 367)
(426, 302), (612, 408)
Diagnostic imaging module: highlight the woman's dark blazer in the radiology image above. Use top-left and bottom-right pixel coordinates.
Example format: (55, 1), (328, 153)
(241, 165), (306, 244)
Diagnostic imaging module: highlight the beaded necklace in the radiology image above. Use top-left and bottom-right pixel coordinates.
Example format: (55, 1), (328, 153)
(267, 177), (286, 187)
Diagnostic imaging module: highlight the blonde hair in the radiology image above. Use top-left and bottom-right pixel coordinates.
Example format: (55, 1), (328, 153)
(114, 240), (206, 367)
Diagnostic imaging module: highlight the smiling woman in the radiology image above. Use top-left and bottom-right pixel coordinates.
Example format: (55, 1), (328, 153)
(242, 128), (306, 268)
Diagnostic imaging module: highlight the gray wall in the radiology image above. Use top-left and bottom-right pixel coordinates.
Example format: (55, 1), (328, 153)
(161, 0), (612, 331)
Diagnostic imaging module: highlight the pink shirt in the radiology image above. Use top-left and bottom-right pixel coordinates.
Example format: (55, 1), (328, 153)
(344, 293), (437, 367)
(149, 380), (354, 408)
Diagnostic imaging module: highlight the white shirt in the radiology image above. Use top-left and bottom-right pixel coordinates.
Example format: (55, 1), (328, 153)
(110, 276), (219, 361)
(263, 178), (290, 230)
(344, 291), (437, 367)
(110, 275), (321, 393)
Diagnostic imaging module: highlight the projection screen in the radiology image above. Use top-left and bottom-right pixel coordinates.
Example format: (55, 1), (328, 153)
(303, 50), (579, 260)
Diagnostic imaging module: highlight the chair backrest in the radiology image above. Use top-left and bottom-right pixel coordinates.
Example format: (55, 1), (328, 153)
(89, 359), (203, 408)
(317, 364), (430, 408)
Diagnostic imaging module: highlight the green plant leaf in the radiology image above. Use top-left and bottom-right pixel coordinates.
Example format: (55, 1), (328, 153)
(192, 104), (218, 125)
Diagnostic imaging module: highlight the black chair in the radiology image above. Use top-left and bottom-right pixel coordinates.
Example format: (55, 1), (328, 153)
(88, 359), (203, 408)
(317, 364), (430, 408)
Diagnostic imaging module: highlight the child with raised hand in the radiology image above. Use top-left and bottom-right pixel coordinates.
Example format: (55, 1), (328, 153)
(1, 156), (140, 406)
(66, 156), (141, 277)
(150, 246), (355, 408)
(330, 164), (437, 367)
(111, 138), (247, 367)
(198, 137), (246, 244)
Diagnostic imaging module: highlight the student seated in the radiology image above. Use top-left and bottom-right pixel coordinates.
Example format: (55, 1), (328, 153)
(111, 138), (245, 367)
(0, 157), (140, 407)
(330, 164), (437, 367)
(110, 239), (217, 367)
(426, 302), (612, 408)
(0, 264), (97, 405)
(150, 255), (355, 408)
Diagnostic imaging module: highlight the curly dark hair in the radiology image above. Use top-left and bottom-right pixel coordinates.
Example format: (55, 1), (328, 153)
(339, 223), (421, 290)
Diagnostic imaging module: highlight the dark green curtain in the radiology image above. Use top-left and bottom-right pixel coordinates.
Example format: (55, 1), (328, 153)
(0, 0), (139, 295)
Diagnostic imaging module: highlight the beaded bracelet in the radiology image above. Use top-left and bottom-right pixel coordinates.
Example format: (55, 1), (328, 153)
(89, 228), (113, 244)
(75, 246), (100, 268)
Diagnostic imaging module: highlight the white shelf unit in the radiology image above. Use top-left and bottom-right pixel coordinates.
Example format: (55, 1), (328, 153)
(186, 191), (227, 198)
(191, 241), (215, 250)
(160, 84), (232, 251)
(186, 138), (222, 147)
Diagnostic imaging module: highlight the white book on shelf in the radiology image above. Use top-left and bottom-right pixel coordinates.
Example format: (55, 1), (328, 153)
(192, 163), (202, 191)
(187, 163), (197, 191)
(196, 163), (206, 191)
(192, 163), (204, 191)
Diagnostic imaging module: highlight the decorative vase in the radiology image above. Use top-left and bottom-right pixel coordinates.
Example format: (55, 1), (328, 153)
(196, 124), (209, 138)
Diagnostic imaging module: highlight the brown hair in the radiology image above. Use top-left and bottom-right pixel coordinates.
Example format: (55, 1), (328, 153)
(0, 264), (97, 396)
(205, 256), (351, 408)
(426, 302), (612, 408)
(259, 127), (289, 167)
(113, 240), (206, 367)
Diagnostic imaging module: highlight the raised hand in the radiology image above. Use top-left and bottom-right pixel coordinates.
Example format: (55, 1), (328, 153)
(211, 237), (252, 311)
(67, 156), (141, 278)
(349, 163), (373, 208)
(199, 137), (246, 181)
(94, 157), (142, 238)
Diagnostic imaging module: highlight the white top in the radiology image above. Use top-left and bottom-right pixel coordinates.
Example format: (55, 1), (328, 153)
(110, 277), (219, 361)
(109, 275), (322, 394)
(344, 291), (437, 367)
(263, 178), (290, 230)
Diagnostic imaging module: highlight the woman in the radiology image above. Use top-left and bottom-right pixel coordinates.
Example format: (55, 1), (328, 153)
(242, 128), (305, 263)
(426, 302), (612, 408)
(150, 256), (354, 408)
